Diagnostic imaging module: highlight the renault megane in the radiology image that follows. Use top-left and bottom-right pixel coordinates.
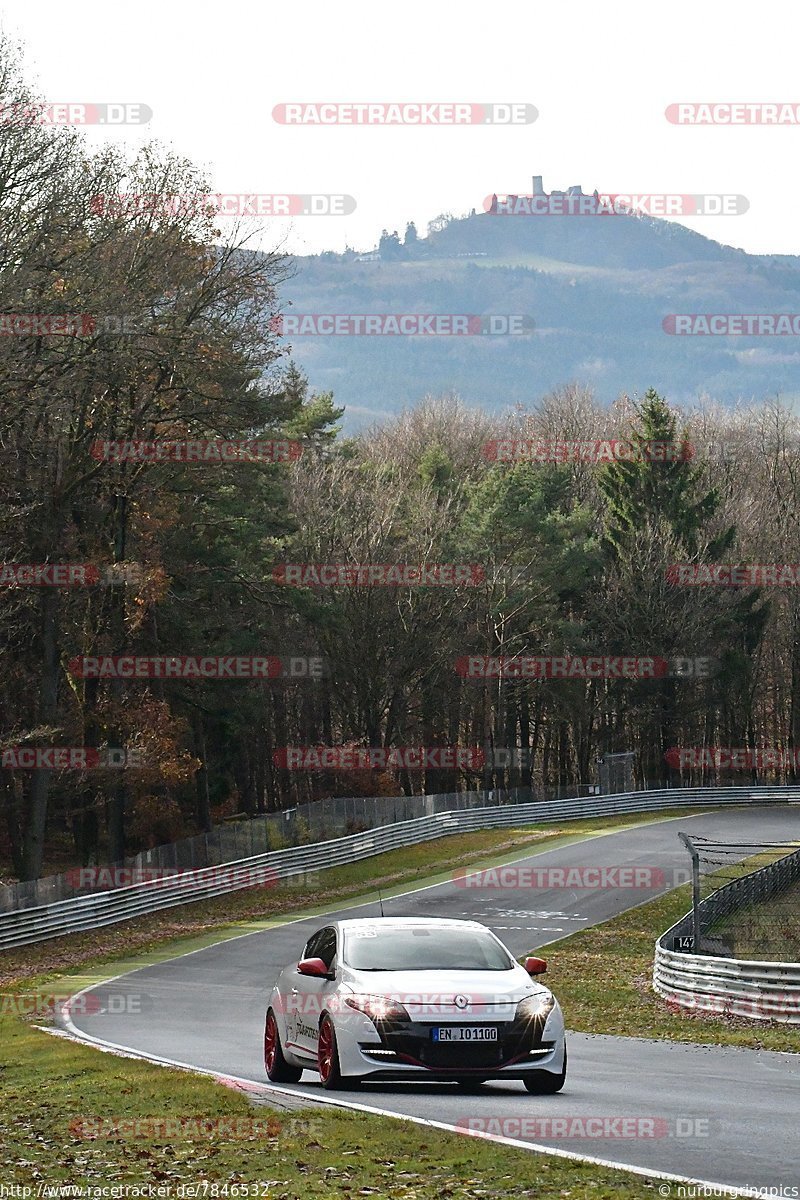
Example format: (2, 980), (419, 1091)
(264, 916), (567, 1091)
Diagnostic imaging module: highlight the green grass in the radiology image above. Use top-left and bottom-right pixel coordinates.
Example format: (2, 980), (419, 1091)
(710, 876), (800, 961)
(539, 885), (800, 1053)
(1, 1004), (653, 1194)
(0, 807), (707, 989)
(1, 808), (720, 1196)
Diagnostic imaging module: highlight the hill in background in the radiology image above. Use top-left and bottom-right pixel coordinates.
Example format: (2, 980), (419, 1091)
(279, 178), (800, 428)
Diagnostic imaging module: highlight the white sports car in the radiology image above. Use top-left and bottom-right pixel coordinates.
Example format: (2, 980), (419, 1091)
(264, 916), (567, 1091)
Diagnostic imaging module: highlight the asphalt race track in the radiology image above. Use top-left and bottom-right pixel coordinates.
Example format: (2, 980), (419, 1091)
(61, 808), (800, 1192)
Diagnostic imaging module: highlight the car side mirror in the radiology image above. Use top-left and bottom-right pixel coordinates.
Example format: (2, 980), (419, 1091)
(297, 957), (332, 979)
(524, 956), (547, 976)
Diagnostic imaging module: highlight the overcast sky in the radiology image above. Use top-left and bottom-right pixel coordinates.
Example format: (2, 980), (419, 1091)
(3, 0), (799, 258)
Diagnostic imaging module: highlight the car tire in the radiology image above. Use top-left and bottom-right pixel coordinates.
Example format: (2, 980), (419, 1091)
(318, 1013), (357, 1090)
(523, 1044), (567, 1094)
(264, 1009), (302, 1084)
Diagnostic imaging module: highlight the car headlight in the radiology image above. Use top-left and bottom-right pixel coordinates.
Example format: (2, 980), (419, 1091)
(344, 994), (411, 1023)
(515, 993), (556, 1027)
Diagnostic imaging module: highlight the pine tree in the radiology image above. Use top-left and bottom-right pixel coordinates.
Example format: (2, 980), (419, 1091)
(597, 389), (733, 563)
(279, 363), (344, 449)
(594, 389), (766, 783)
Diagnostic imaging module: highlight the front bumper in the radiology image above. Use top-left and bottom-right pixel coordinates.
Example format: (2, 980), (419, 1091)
(345, 1015), (565, 1079)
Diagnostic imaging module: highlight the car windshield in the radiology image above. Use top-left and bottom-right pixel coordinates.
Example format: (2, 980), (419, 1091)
(343, 925), (514, 971)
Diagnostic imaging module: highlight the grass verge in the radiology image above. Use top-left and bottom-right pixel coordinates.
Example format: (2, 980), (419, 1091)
(540, 884), (800, 1053)
(1, 808), (718, 1196)
(710, 875), (800, 962)
(0, 1016), (662, 1195)
(1, 807), (706, 987)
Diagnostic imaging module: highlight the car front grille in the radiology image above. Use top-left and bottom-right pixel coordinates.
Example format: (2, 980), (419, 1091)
(361, 1019), (550, 1072)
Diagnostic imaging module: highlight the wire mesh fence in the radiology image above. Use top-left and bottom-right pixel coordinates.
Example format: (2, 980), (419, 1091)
(678, 835), (800, 960)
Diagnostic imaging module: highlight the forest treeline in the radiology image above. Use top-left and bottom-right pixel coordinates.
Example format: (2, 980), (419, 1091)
(1, 44), (799, 879)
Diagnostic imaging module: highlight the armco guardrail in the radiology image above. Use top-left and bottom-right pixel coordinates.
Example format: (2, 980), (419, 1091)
(2, 784), (799, 951)
(654, 946), (800, 1024)
(654, 844), (800, 1025)
(1, 785), (542, 914)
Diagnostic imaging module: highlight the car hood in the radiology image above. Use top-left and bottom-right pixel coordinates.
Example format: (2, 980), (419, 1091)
(340, 966), (550, 1019)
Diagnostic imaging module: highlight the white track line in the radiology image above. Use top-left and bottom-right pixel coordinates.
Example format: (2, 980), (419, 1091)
(48, 1015), (758, 1198)
(42, 809), (772, 1198)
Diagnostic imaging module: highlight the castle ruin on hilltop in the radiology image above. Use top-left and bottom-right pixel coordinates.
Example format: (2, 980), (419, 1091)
(488, 176), (601, 213)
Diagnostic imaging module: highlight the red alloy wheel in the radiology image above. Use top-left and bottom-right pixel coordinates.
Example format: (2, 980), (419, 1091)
(318, 1017), (334, 1082)
(264, 1012), (278, 1074)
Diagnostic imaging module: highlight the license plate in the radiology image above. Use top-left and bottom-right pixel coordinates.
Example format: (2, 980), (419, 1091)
(432, 1026), (497, 1042)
